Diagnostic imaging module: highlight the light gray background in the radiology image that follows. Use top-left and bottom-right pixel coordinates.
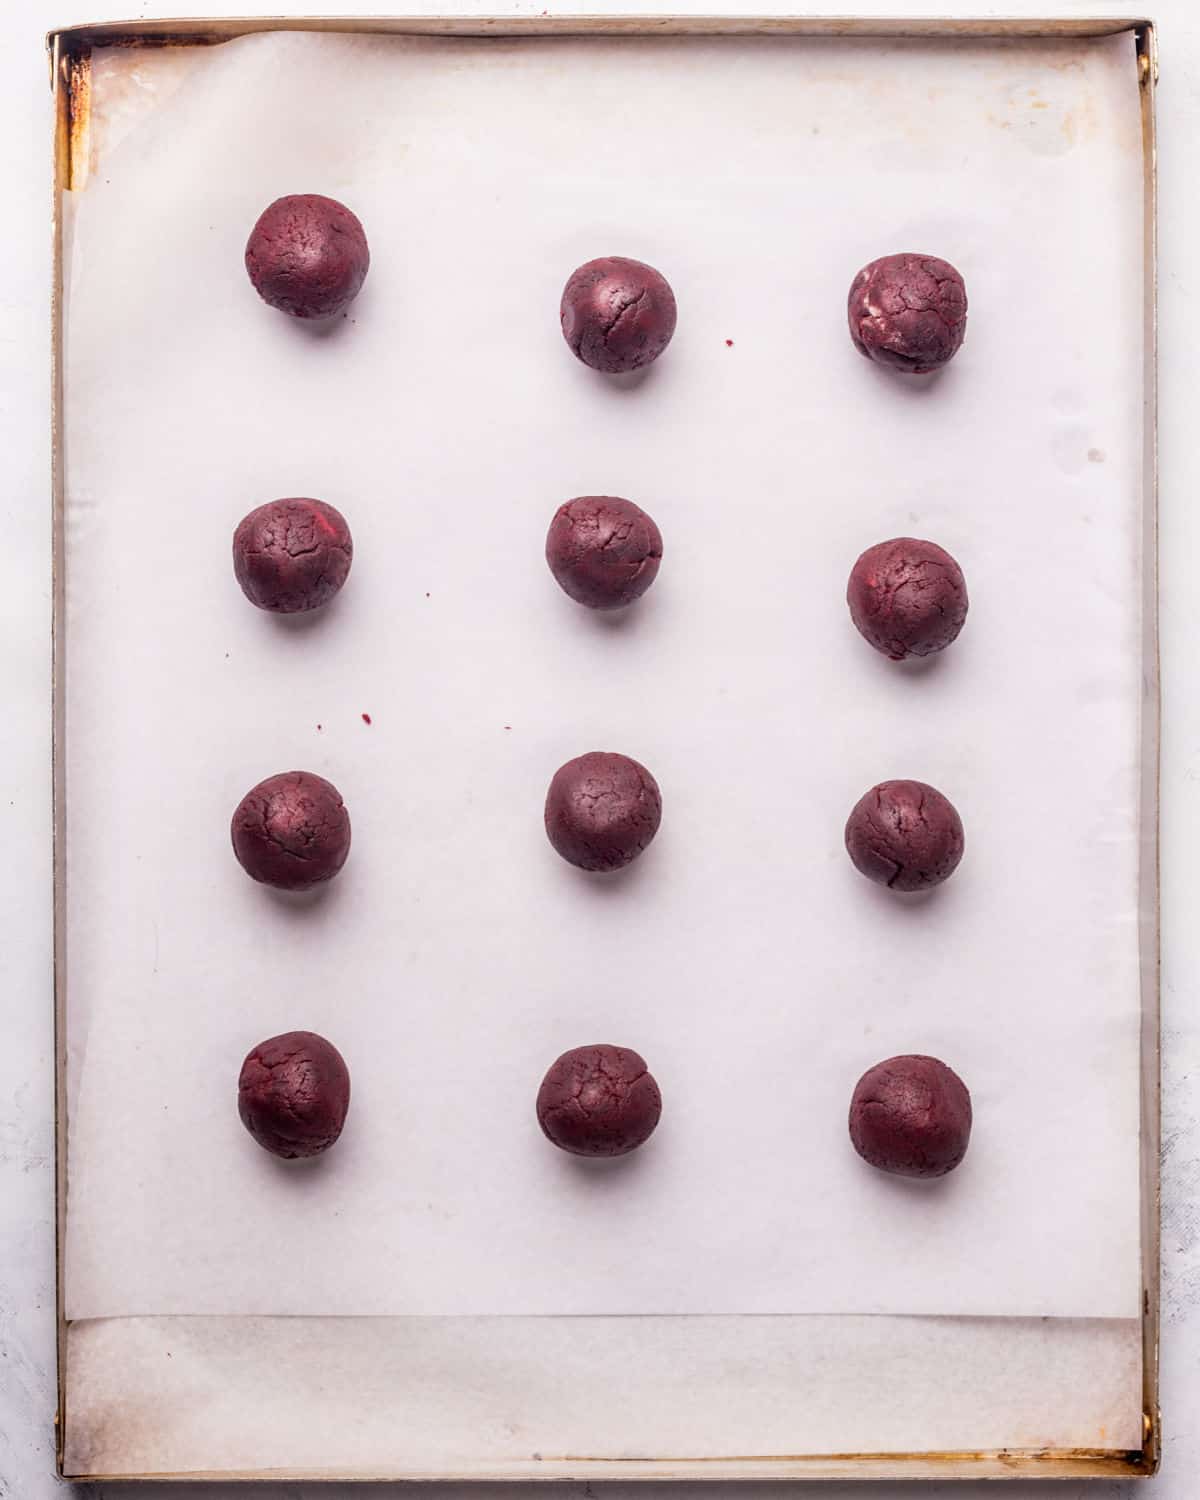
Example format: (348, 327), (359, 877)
(1, 0), (1196, 1496)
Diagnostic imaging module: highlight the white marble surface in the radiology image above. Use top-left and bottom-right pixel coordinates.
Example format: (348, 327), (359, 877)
(1, 0), (1197, 1495)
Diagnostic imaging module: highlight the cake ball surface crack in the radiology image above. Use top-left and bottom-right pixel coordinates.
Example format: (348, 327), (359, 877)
(560, 257), (677, 373)
(845, 779), (963, 891)
(847, 537), (967, 659)
(848, 253), (967, 373)
(245, 194), (369, 320)
(849, 1054), (971, 1178)
(231, 771), (351, 890)
(546, 495), (663, 609)
(537, 1044), (662, 1157)
(233, 498), (352, 614)
(544, 751), (662, 872)
(238, 1030), (351, 1159)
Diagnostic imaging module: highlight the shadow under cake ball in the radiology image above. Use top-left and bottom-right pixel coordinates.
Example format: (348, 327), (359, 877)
(231, 771), (351, 890)
(238, 1030), (351, 1159)
(845, 779), (963, 891)
(560, 256), (677, 373)
(544, 751), (662, 872)
(847, 537), (967, 659)
(537, 1044), (662, 1157)
(849, 1054), (972, 1178)
(233, 498), (353, 613)
(545, 495), (663, 609)
(847, 253), (967, 373)
(244, 194), (370, 319)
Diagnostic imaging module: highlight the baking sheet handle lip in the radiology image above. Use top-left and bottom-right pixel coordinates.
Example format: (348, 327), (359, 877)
(44, 13), (1159, 50)
(57, 1450), (1159, 1484)
(49, 23), (70, 1477)
(1135, 12), (1162, 1481)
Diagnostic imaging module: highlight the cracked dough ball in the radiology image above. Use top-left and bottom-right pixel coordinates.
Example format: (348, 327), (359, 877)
(231, 771), (351, 890)
(544, 751), (662, 872)
(233, 498), (353, 614)
(847, 536), (967, 659)
(847, 253), (967, 373)
(545, 495), (663, 609)
(849, 1054), (972, 1178)
(537, 1044), (662, 1157)
(560, 256), (677, 373)
(245, 194), (369, 320)
(238, 1030), (351, 1159)
(844, 779), (963, 891)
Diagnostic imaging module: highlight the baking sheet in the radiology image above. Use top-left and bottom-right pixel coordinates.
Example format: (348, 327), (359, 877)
(63, 28), (1145, 1323)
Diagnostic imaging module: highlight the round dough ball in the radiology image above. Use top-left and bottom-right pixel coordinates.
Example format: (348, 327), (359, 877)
(537, 1044), (662, 1157)
(238, 1030), (351, 1159)
(544, 751), (662, 872)
(844, 779), (963, 891)
(231, 771), (351, 890)
(847, 253), (967, 373)
(849, 1054), (972, 1178)
(847, 537), (967, 659)
(245, 194), (370, 319)
(560, 256), (677, 373)
(233, 498), (353, 614)
(545, 495), (663, 610)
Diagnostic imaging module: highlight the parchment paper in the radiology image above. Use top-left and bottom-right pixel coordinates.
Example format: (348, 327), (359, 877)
(64, 29), (1145, 1322)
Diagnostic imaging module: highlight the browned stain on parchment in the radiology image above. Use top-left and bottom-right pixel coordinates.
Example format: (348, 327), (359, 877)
(63, 48), (90, 191)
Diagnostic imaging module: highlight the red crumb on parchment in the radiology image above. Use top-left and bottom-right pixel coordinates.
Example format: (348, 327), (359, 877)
(725, 339), (734, 347)
(317, 724), (323, 732)
(361, 713), (372, 725)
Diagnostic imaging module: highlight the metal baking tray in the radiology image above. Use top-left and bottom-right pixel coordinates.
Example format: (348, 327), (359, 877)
(48, 13), (1159, 1482)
